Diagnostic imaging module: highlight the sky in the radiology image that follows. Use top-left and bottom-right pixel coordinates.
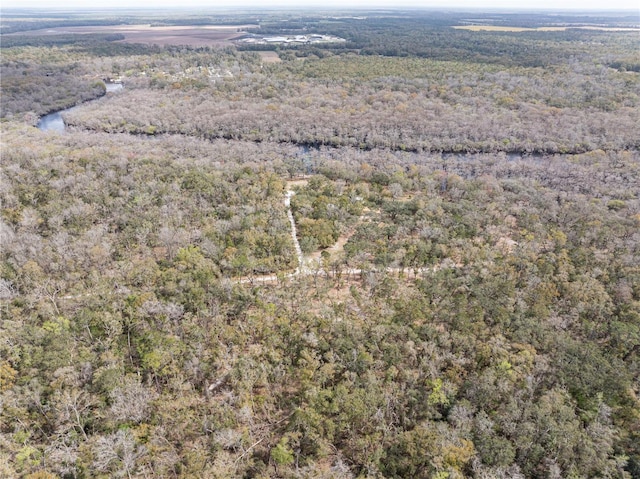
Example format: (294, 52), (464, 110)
(1, 0), (639, 10)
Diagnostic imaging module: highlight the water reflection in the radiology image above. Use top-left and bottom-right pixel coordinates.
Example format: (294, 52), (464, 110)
(105, 83), (123, 93)
(37, 111), (67, 133)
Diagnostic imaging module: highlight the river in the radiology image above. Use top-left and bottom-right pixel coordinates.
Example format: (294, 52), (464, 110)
(37, 83), (123, 133)
(35, 84), (543, 168)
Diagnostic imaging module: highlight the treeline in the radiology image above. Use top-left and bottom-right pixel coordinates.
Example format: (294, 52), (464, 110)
(0, 33), (125, 48)
(64, 54), (640, 154)
(0, 36), (147, 120)
(0, 42), (230, 119)
(0, 12), (261, 34)
(346, 28), (637, 68)
(0, 18), (129, 35)
(251, 14), (639, 68)
(0, 60), (105, 119)
(464, 11), (640, 28)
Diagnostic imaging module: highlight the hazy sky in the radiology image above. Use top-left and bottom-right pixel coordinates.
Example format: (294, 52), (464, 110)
(2, 0), (639, 10)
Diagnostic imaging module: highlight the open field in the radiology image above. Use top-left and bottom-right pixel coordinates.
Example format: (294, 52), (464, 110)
(256, 51), (282, 63)
(6, 24), (257, 46)
(453, 25), (640, 32)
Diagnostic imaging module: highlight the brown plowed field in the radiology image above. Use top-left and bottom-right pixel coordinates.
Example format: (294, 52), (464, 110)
(7, 24), (257, 46)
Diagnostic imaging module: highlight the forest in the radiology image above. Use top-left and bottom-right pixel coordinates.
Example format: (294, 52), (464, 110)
(1, 8), (639, 479)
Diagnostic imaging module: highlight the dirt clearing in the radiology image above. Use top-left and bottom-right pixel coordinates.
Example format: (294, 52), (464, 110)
(7, 24), (257, 47)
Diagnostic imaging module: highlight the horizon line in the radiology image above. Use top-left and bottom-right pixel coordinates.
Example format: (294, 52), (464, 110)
(1, 6), (639, 12)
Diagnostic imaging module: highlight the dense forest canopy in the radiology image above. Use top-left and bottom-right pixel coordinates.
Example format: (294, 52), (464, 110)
(1, 8), (639, 479)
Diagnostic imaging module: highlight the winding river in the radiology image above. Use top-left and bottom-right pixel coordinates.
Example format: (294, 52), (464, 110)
(36, 82), (543, 174)
(37, 83), (123, 133)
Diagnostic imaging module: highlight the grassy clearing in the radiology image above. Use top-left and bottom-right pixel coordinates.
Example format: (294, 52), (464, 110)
(256, 51), (282, 63)
(453, 25), (567, 32)
(453, 25), (640, 32)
